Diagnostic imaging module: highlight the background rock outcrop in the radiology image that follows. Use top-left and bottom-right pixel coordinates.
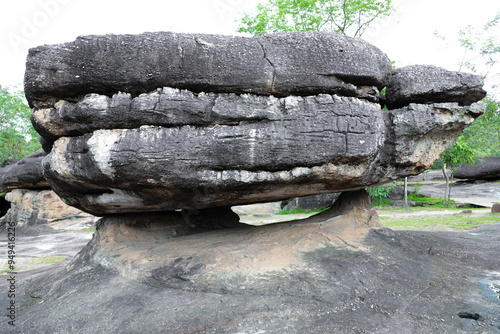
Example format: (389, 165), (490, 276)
(0, 189), (98, 236)
(0, 149), (48, 193)
(455, 156), (500, 180)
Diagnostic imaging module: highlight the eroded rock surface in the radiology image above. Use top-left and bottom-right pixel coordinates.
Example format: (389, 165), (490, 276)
(385, 65), (486, 109)
(23, 32), (486, 215)
(0, 149), (48, 193)
(0, 189), (98, 236)
(2, 192), (499, 333)
(25, 31), (391, 107)
(455, 156), (500, 180)
(40, 97), (481, 215)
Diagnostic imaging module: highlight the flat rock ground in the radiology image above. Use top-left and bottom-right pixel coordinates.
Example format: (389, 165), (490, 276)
(0, 175), (499, 333)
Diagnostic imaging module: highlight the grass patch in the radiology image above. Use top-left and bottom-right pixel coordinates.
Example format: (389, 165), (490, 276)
(0, 256), (68, 274)
(371, 198), (393, 207)
(277, 207), (327, 215)
(408, 195), (458, 208)
(75, 227), (95, 233)
(379, 209), (500, 231)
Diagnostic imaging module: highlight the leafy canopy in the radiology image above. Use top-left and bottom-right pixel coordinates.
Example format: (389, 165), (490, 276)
(237, 0), (394, 37)
(0, 85), (41, 163)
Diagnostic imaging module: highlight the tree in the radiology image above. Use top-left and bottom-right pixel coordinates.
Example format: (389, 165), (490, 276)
(237, 0), (394, 38)
(435, 13), (499, 95)
(460, 98), (500, 157)
(440, 137), (476, 202)
(434, 13), (500, 201)
(0, 85), (41, 163)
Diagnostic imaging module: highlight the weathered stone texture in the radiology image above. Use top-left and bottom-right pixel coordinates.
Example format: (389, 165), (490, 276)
(455, 156), (500, 180)
(385, 65), (486, 109)
(25, 31), (391, 107)
(23, 31), (487, 215)
(42, 99), (481, 215)
(0, 149), (48, 193)
(0, 189), (98, 234)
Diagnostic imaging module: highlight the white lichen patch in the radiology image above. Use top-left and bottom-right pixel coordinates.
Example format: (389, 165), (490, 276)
(46, 137), (73, 180)
(94, 188), (144, 207)
(88, 129), (124, 178)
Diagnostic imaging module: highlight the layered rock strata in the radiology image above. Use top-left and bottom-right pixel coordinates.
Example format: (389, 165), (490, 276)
(0, 189), (98, 235)
(0, 150), (97, 234)
(0, 149), (48, 193)
(25, 31), (391, 106)
(25, 31), (486, 216)
(386, 65), (486, 109)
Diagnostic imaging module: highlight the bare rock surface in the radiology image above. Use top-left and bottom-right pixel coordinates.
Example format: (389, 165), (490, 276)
(24, 31), (391, 107)
(2, 191), (500, 333)
(0, 189), (98, 236)
(0, 149), (48, 193)
(386, 65), (486, 109)
(455, 157), (500, 180)
(41, 99), (482, 215)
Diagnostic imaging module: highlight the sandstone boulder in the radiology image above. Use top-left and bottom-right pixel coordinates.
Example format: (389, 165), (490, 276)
(0, 189), (98, 236)
(41, 96), (482, 215)
(25, 31), (391, 108)
(281, 193), (339, 212)
(0, 149), (48, 193)
(385, 65), (486, 109)
(24, 31), (486, 216)
(455, 156), (500, 180)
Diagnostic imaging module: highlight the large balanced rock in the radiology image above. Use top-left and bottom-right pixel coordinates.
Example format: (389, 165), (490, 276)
(385, 65), (486, 109)
(0, 149), (48, 193)
(25, 32), (486, 216)
(455, 156), (500, 180)
(25, 31), (391, 107)
(40, 97), (481, 215)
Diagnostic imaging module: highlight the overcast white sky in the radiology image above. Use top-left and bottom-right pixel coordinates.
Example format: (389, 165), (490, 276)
(1, 0), (499, 95)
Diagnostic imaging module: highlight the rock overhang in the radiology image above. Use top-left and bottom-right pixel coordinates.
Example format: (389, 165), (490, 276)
(24, 31), (487, 215)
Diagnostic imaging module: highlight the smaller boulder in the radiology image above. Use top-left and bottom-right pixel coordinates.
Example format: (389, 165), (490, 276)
(281, 193), (339, 212)
(0, 149), (49, 193)
(455, 157), (500, 180)
(492, 204), (500, 213)
(385, 65), (486, 109)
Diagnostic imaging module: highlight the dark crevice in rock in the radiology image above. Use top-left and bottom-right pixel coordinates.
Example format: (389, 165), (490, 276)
(257, 39), (277, 93)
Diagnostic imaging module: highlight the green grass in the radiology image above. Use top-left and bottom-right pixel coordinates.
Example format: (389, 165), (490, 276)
(379, 209), (500, 231)
(277, 207), (327, 215)
(0, 256), (68, 275)
(75, 227), (95, 233)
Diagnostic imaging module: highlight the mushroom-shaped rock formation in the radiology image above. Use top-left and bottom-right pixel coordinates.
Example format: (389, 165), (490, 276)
(25, 32), (486, 216)
(14, 31), (496, 334)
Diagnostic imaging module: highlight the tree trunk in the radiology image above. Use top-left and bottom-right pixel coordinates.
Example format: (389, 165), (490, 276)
(404, 177), (409, 211)
(442, 163), (450, 203)
(448, 173), (454, 202)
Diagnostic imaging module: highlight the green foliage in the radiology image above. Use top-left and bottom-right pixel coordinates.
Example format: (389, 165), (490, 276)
(407, 195), (455, 208)
(0, 85), (40, 163)
(237, 0), (394, 37)
(277, 207), (327, 215)
(367, 185), (392, 206)
(457, 13), (500, 87)
(440, 136), (477, 174)
(460, 98), (500, 157)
